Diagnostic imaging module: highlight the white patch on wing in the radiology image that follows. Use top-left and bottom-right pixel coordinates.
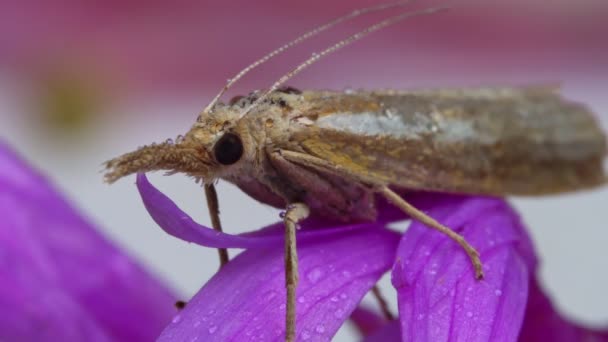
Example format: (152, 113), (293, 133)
(316, 111), (494, 143)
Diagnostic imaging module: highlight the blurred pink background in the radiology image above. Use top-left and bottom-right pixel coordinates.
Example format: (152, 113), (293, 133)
(1, 1), (607, 340)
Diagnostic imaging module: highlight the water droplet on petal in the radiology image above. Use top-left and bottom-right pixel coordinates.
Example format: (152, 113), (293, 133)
(315, 325), (325, 333)
(301, 330), (311, 340)
(307, 267), (323, 283)
(208, 325), (218, 334)
(172, 315), (182, 323)
(495, 289), (503, 296)
(466, 311), (473, 318)
(264, 291), (277, 301)
(298, 296), (306, 303)
(334, 308), (345, 318)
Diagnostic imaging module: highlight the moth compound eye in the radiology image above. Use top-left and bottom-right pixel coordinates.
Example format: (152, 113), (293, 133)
(213, 133), (243, 165)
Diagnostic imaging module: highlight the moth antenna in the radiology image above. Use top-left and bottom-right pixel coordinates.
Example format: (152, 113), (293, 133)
(239, 4), (450, 120)
(203, 0), (419, 114)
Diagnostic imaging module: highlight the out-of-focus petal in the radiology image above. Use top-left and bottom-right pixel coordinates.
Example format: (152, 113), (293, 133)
(350, 306), (387, 336)
(519, 278), (608, 341)
(0, 246), (111, 341)
(363, 320), (401, 342)
(158, 224), (400, 341)
(351, 306), (400, 342)
(0, 142), (176, 341)
(392, 195), (536, 342)
(137, 173), (385, 249)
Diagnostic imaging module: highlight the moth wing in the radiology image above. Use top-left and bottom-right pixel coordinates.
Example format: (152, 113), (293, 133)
(288, 87), (607, 196)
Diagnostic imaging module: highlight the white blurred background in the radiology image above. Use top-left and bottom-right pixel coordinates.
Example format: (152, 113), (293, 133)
(1, 0), (607, 339)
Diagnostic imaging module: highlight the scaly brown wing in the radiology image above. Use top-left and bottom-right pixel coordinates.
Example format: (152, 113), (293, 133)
(285, 86), (606, 196)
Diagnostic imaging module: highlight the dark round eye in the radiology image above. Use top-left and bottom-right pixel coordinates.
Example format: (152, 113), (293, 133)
(213, 133), (243, 165)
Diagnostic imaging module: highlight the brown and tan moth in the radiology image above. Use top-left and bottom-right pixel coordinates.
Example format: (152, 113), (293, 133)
(104, 2), (607, 341)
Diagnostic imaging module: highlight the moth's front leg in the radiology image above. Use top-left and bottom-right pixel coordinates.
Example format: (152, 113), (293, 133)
(283, 202), (310, 342)
(204, 183), (229, 266)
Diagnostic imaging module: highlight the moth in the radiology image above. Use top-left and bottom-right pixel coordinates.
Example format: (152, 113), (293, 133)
(104, 2), (607, 341)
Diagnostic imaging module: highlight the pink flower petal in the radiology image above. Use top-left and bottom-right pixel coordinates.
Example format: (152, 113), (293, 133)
(350, 306), (387, 336)
(158, 223), (400, 341)
(0, 143), (176, 341)
(392, 195), (536, 341)
(520, 278), (608, 341)
(0, 248), (111, 341)
(136, 173), (386, 249)
(363, 320), (401, 342)
(351, 306), (401, 342)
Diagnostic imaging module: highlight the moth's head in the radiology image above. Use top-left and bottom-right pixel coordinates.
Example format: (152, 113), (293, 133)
(104, 104), (246, 184)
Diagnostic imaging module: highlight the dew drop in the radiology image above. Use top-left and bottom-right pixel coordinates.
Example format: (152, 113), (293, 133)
(298, 296), (306, 303)
(208, 325), (218, 334)
(264, 291), (277, 301)
(334, 308), (345, 318)
(466, 311), (473, 318)
(301, 330), (311, 340)
(279, 303), (286, 310)
(330, 296), (339, 302)
(306, 267), (323, 283)
(315, 325), (325, 333)
(193, 320), (201, 327)
(495, 289), (503, 297)
(342, 270), (352, 278)
(172, 315), (182, 324)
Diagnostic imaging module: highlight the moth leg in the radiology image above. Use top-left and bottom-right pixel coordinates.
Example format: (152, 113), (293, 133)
(279, 150), (483, 277)
(283, 202), (310, 342)
(175, 185), (229, 311)
(371, 285), (394, 320)
(379, 186), (484, 280)
(204, 183), (229, 267)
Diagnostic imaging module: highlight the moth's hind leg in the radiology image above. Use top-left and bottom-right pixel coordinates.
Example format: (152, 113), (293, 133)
(277, 150), (484, 279)
(283, 202), (310, 342)
(379, 186), (484, 280)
